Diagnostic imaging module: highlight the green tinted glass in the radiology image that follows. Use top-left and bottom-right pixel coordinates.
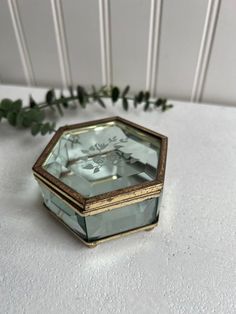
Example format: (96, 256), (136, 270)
(43, 121), (160, 197)
(39, 181), (160, 242)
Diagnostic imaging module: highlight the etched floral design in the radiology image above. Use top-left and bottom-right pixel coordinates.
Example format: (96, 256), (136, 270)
(75, 136), (139, 174)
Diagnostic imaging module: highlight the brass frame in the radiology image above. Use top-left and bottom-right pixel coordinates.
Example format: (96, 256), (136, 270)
(33, 116), (168, 215)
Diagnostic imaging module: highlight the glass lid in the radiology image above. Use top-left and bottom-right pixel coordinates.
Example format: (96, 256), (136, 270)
(42, 121), (161, 197)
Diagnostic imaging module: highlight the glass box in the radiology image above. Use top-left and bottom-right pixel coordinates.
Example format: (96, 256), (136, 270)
(33, 117), (167, 247)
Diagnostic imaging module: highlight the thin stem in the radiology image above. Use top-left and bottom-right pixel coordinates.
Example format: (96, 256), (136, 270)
(24, 93), (158, 111)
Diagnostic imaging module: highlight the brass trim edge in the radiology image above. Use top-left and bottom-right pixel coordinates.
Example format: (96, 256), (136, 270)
(36, 176), (162, 217)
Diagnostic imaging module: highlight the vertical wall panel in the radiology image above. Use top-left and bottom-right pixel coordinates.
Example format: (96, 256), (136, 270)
(0, 1), (26, 85)
(0, 0), (236, 106)
(17, 0), (62, 87)
(157, 0), (208, 99)
(62, 0), (102, 87)
(202, 1), (236, 106)
(110, 0), (151, 91)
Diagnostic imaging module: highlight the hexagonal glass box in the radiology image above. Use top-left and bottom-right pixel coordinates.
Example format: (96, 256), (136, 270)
(33, 117), (167, 247)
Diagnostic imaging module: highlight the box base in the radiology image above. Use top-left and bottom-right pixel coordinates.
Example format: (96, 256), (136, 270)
(44, 203), (159, 247)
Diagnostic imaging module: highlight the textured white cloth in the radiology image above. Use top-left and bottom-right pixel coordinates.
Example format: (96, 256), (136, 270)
(0, 85), (236, 314)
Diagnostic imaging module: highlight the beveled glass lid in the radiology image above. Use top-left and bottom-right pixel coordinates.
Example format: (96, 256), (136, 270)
(43, 120), (160, 197)
(33, 117), (167, 213)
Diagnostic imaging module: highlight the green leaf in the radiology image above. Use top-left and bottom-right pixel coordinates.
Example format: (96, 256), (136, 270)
(29, 95), (37, 108)
(122, 98), (129, 111)
(62, 102), (68, 108)
(77, 86), (86, 108)
(161, 100), (167, 111)
(0, 99), (22, 124)
(16, 112), (24, 127)
(166, 104), (173, 110)
(27, 108), (45, 123)
(133, 96), (138, 108)
(18, 108), (43, 128)
(60, 93), (68, 108)
(0, 99), (13, 111)
(97, 97), (106, 108)
(22, 115), (32, 127)
(12, 99), (22, 112)
(45, 89), (55, 104)
(0, 110), (6, 119)
(160, 99), (167, 111)
(161, 102), (173, 112)
(56, 103), (64, 116)
(31, 123), (41, 136)
(137, 91), (144, 103)
(7, 111), (17, 126)
(111, 87), (120, 103)
(0, 110), (3, 121)
(162, 98), (167, 105)
(144, 91), (150, 101)
(143, 91), (150, 111)
(40, 123), (50, 135)
(122, 85), (130, 97)
(35, 109), (45, 123)
(62, 101), (68, 108)
(155, 98), (163, 107)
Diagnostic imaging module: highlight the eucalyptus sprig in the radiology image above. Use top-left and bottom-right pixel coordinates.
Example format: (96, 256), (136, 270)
(0, 85), (173, 136)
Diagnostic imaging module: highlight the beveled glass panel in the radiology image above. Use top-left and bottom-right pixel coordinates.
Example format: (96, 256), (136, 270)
(38, 181), (87, 240)
(38, 179), (160, 243)
(85, 197), (159, 242)
(43, 121), (161, 197)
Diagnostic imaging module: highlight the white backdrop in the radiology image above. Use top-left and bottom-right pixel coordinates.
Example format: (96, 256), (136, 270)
(0, 0), (235, 106)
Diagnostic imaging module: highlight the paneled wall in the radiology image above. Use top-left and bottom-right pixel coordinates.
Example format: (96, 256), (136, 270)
(0, 0), (234, 105)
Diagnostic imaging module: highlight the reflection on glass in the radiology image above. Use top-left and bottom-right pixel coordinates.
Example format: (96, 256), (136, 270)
(43, 121), (160, 197)
(39, 181), (160, 242)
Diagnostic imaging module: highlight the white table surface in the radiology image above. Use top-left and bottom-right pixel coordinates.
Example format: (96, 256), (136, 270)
(0, 85), (236, 314)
